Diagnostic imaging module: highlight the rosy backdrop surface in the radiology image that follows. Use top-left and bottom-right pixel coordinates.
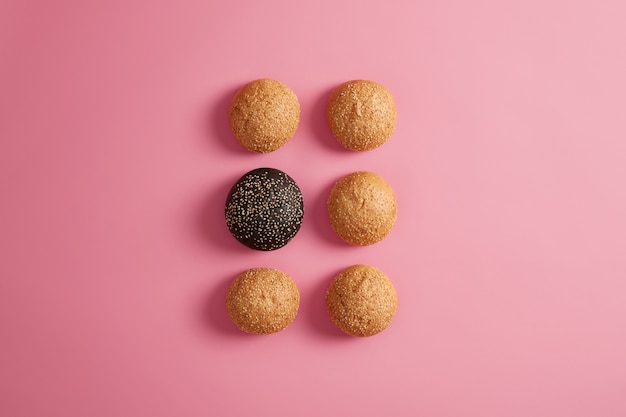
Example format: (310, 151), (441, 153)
(1, 0), (626, 416)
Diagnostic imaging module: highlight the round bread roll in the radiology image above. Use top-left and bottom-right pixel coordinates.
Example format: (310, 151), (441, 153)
(326, 80), (397, 151)
(226, 268), (300, 335)
(225, 167), (304, 251)
(327, 171), (397, 245)
(326, 265), (398, 337)
(229, 79), (300, 153)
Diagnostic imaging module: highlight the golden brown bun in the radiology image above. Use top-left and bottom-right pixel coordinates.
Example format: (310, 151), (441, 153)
(326, 265), (398, 337)
(229, 79), (300, 153)
(327, 171), (397, 245)
(226, 268), (300, 334)
(326, 80), (396, 151)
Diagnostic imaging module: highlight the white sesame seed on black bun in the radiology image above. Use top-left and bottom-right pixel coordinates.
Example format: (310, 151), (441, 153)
(225, 168), (304, 251)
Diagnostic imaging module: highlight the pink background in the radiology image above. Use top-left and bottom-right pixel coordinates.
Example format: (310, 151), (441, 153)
(1, 1), (625, 416)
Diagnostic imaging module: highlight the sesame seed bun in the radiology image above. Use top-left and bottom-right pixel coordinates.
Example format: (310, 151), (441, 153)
(326, 80), (396, 151)
(226, 268), (300, 335)
(225, 168), (304, 251)
(326, 265), (398, 337)
(327, 171), (397, 246)
(229, 79), (300, 153)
